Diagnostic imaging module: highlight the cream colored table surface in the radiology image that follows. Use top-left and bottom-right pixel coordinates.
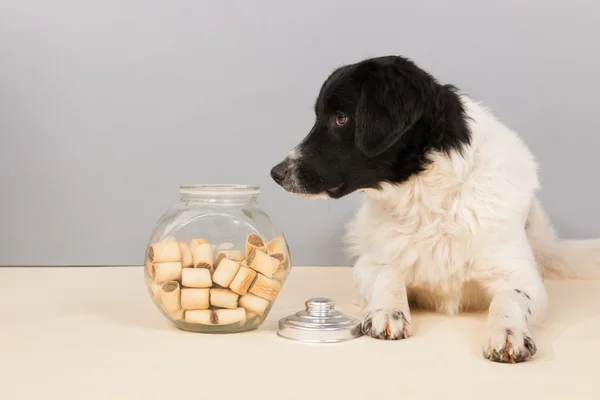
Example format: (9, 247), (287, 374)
(1, 267), (600, 400)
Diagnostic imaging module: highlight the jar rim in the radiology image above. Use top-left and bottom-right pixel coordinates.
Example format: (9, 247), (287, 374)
(179, 184), (260, 196)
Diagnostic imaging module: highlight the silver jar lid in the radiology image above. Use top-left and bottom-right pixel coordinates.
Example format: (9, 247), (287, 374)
(277, 298), (363, 343)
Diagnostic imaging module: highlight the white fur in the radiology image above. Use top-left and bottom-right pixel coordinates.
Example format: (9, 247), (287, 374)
(347, 95), (600, 361)
(281, 148), (330, 198)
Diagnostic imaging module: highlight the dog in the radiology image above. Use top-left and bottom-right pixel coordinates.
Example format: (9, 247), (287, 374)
(270, 55), (600, 363)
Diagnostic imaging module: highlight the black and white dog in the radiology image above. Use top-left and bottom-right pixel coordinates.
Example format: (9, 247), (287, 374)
(270, 55), (600, 363)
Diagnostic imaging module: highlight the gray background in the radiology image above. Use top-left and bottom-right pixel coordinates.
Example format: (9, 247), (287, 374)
(1, 0), (599, 266)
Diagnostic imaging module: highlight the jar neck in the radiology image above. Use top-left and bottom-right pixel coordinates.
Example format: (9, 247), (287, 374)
(179, 184), (260, 207)
(180, 193), (258, 206)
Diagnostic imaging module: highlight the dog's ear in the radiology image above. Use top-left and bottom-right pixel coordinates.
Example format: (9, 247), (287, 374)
(355, 67), (424, 157)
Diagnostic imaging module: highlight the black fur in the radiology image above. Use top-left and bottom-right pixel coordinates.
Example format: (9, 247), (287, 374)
(391, 310), (404, 321)
(270, 56), (471, 198)
(515, 289), (531, 300)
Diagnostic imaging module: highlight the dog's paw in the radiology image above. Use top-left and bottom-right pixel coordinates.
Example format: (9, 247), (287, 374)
(362, 309), (411, 340)
(482, 326), (537, 363)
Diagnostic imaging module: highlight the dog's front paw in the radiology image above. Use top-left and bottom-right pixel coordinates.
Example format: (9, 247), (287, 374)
(482, 326), (537, 363)
(362, 309), (411, 340)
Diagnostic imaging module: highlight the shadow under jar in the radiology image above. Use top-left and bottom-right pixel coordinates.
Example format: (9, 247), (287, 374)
(144, 184), (291, 333)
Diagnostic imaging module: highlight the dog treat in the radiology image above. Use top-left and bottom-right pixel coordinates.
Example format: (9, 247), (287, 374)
(160, 281), (181, 313)
(245, 233), (267, 257)
(192, 243), (214, 270)
(229, 265), (258, 295)
(246, 311), (258, 321)
(179, 242), (194, 268)
(225, 250), (244, 261)
(238, 259), (250, 274)
(214, 252), (226, 267)
(273, 267), (287, 283)
(270, 252), (289, 282)
(146, 235), (285, 327)
(148, 241), (181, 263)
(270, 252), (286, 266)
(210, 288), (239, 309)
(270, 252), (284, 262)
(151, 261), (182, 283)
(185, 310), (213, 324)
(181, 288), (210, 310)
(212, 258), (241, 287)
(215, 250), (244, 267)
(181, 268), (212, 288)
(246, 249), (279, 278)
(215, 253), (226, 267)
(214, 308), (246, 325)
(148, 280), (161, 301)
(239, 293), (270, 316)
(145, 259), (153, 275)
(268, 237), (287, 256)
(146, 259), (156, 285)
(169, 309), (185, 320)
(190, 238), (208, 252)
(249, 274), (281, 301)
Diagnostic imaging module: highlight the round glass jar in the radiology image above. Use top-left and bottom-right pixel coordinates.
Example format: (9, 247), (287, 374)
(143, 184), (291, 333)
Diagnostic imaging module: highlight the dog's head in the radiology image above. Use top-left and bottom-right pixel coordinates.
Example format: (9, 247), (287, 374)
(270, 56), (470, 198)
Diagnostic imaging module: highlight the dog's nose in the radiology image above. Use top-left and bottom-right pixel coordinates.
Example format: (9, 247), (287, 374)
(270, 162), (289, 185)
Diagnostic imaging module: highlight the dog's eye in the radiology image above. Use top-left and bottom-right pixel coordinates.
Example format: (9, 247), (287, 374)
(334, 113), (348, 126)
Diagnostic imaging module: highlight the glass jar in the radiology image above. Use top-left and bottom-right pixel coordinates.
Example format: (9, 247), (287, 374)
(143, 184), (291, 333)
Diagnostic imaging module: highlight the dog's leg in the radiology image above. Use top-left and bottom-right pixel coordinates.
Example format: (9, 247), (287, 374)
(479, 237), (548, 363)
(354, 257), (411, 340)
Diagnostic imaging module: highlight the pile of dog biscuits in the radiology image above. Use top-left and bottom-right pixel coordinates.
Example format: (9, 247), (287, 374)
(146, 233), (289, 326)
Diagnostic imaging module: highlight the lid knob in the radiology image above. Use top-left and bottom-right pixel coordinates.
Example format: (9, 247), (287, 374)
(305, 298), (335, 316)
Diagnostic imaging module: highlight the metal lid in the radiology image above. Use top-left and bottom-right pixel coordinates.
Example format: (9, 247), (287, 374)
(277, 298), (363, 343)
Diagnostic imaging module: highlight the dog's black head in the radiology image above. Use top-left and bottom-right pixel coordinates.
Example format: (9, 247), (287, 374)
(270, 56), (470, 198)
